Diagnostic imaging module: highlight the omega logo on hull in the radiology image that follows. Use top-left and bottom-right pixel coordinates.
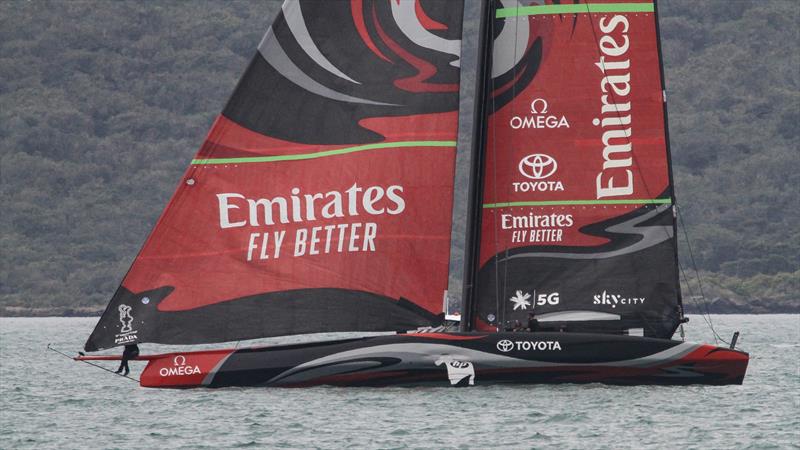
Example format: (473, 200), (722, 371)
(159, 354), (202, 377)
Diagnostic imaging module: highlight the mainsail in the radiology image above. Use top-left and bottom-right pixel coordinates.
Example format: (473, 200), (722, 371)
(86, 0), (466, 351)
(472, 0), (682, 338)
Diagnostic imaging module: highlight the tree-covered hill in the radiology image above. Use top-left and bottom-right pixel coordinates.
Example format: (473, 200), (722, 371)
(1, 0), (797, 315)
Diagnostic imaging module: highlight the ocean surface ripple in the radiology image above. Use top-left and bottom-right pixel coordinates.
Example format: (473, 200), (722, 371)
(1, 315), (798, 449)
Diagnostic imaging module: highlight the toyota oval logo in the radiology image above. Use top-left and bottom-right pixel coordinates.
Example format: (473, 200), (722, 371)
(496, 339), (514, 353)
(518, 154), (557, 180)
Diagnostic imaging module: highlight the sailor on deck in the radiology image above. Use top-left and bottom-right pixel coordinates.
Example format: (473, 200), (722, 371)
(115, 344), (139, 376)
(527, 312), (539, 332)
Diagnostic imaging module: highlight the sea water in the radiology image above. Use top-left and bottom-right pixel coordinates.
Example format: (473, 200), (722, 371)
(1, 315), (797, 449)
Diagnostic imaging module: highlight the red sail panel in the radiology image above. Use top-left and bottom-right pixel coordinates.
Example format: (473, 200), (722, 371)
(86, 0), (465, 351)
(474, 0), (680, 337)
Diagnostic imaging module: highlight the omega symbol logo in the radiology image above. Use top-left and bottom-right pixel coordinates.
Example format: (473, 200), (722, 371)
(530, 98), (548, 114)
(497, 339), (514, 353)
(174, 355), (186, 366)
(518, 154), (558, 180)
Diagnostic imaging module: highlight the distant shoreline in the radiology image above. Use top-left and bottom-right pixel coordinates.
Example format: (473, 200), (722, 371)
(2, 302), (797, 317)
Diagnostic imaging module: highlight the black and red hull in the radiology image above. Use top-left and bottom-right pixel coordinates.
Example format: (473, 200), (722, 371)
(79, 332), (748, 388)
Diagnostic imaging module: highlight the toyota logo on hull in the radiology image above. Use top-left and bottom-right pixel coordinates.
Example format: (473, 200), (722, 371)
(518, 154), (558, 180)
(497, 339), (514, 352)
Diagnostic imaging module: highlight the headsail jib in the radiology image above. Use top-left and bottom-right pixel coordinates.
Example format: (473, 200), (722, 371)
(85, 0), (467, 352)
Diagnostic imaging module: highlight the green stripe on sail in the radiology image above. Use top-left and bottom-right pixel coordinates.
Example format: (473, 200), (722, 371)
(191, 140), (457, 165)
(496, 2), (654, 18)
(483, 198), (672, 208)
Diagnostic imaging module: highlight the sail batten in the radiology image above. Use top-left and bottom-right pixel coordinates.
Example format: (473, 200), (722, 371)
(483, 198), (671, 208)
(191, 140), (458, 165)
(496, 3), (655, 18)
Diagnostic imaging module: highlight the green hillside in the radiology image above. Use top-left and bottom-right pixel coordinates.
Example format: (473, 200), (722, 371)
(1, 1), (797, 315)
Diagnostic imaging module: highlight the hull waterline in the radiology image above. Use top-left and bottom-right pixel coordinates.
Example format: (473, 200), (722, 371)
(78, 332), (748, 388)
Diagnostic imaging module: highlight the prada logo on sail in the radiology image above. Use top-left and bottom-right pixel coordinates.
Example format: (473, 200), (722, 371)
(215, 183), (406, 262)
(114, 304), (137, 345)
(509, 98), (570, 130)
(593, 15), (635, 199)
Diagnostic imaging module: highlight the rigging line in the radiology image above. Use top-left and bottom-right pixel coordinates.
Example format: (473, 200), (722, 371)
(677, 259), (720, 344)
(676, 205), (728, 344)
(675, 230), (726, 345)
(501, 0), (522, 330)
(490, 1), (502, 331)
(678, 260), (727, 345)
(47, 344), (141, 383)
(672, 222), (717, 341)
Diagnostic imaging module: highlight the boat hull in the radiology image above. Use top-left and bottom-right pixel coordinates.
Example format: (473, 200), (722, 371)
(126, 332), (748, 388)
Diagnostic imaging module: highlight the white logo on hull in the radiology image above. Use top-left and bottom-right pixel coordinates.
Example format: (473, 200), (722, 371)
(496, 340), (562, 352)
(159, 354), (201, 377)
(435, 357), (475, 386)
(497, 340), (514, 352)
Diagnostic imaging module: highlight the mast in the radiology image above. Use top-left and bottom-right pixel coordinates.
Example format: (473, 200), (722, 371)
(460, 0), (493, 332)
(652, 0), (685, 328)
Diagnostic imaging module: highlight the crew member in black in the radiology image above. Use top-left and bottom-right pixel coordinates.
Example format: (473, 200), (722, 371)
(527, 312), (539, 332)
(115, 344), (139, 376)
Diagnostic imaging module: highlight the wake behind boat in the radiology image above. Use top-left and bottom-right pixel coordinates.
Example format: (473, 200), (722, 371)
(75, 0), (749, 387)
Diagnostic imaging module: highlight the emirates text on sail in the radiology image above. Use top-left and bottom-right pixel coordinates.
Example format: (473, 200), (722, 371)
(501, 213), (574, 243)
(215, 183), (405, 261)
(593, 15), (635, 199)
